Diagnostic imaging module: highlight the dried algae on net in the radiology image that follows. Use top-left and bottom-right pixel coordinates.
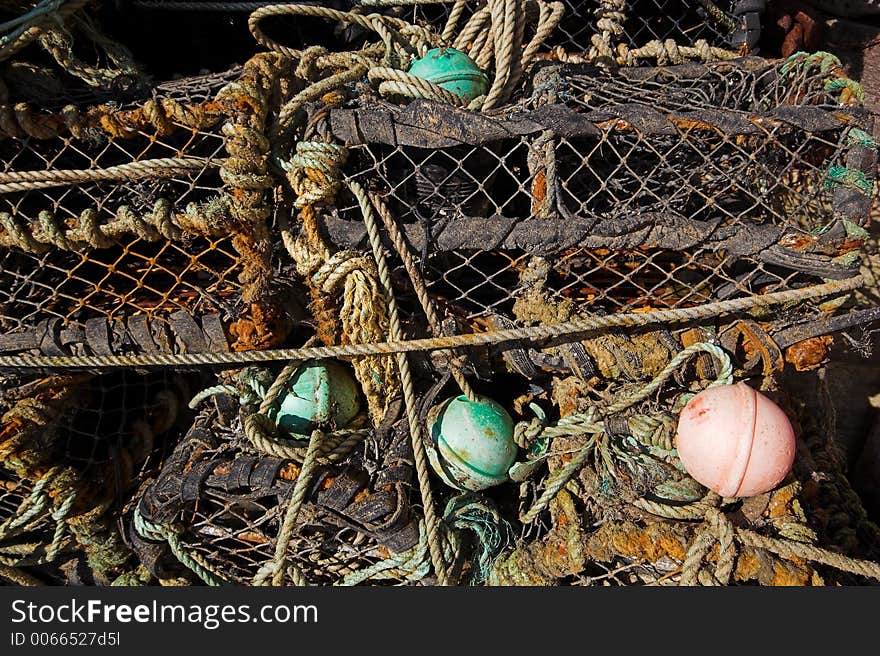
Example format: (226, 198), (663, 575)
(0, 0), (877, 586)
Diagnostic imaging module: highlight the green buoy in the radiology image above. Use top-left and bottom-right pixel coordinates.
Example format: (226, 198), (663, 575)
(275, 360), (360, 435)
(426, 395), (518, 491)
(407, 47), (490, 103)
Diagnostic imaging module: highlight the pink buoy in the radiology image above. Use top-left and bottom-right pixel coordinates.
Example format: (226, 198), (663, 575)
(675, 382), (796, 497)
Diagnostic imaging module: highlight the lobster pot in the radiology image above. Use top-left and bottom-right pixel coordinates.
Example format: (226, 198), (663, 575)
(0, 55), (300, 360)
(377, 0), (744, 55)
(488, 380), (880, 586)
(129, 402), (426, 586)
(326, 56), (875, 376)
(0, 370), (194, 584)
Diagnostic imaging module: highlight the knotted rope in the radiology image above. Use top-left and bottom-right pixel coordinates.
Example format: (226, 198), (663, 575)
(250, 1), (564, 111)
(281, 132), (400, 425)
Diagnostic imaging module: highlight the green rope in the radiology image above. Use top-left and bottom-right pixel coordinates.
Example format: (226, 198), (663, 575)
(133, 508), (230, 586)
(443, 494), (512, 585)
(518, 342), (732, 523)
(337, 521), (431, 586)
(847, 128), (877, 149)
(825, 77), (864, 103)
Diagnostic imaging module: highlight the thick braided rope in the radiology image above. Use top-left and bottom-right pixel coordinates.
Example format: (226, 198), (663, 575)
(0, 468), (78, 564)
(519, 343), (732, 523)
(284, 140), (400, 423)
(0, 0), (89, 61)
(349, 178), (451, 586)
(0, 275), (863, 369)
(45, 492), (76, 562)
(0, 199), (181, 252)
(249, 4), (415, 61)
(0, 157), (209, 194)
(243, 412), (369, 463)
(368, 67), (468, 106)
(0, 471), (56, 540)
(737, 529), (880, 581)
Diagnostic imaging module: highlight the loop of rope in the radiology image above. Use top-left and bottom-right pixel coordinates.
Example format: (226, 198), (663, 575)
(283, 133), (400, 425)
(250, 1), (563, 112)
(133, 507), (230, 586)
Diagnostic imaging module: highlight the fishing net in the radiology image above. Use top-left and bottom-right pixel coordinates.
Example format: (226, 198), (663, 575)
(0, 1), (878, 586)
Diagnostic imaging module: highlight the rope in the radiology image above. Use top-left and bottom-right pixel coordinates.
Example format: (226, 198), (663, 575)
(348, 177), (451, 585)
(337, 521), (431, 585)
(0, 276), (861, 370)
(283, 137), (400, 424)
(0, 157), (211, 194)
(257, 429), (323, 586)
(250, 1), (563, 111)
(0, 468), (77, 564)
(0, 563), (44, 586)
(443, 493), (512, 584)
(519, 342), (732, 523)
(133, 508), (230, 586)
(0, 199), (181, 252)
(369, 190), (477, 402)
(680, 506), (880, 584)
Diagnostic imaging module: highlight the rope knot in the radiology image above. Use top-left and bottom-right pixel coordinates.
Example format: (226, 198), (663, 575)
(312, 249), (377, 295)
(289, 141), (348, 208)
(295, 45), (330, 81)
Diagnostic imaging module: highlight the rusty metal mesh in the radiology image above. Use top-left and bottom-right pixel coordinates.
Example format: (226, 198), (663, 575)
(0, 61), (300, 359)
(324, 57), (873, 355)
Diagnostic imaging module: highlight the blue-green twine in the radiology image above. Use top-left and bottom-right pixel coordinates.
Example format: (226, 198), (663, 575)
(443, 494), (512, 585)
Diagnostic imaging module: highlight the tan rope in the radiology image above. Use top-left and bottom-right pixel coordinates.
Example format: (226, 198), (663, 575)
(0, 157), (211, 194)
(349, 178), (451, 586)
(0, 275), (863, 369)
(369, 191), (478, 402)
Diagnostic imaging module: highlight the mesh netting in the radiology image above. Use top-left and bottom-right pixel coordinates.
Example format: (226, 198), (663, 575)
(326, 57), (872, 354)
(0, 59), (302, 357)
